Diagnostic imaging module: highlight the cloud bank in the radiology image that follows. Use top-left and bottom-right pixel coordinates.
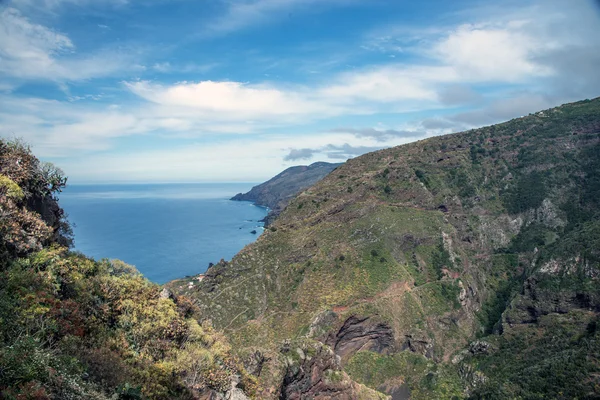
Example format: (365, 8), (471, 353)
(1, 0), (599, 181)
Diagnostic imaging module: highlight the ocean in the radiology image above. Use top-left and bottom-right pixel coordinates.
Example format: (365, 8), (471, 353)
(58, 183), (267, 284)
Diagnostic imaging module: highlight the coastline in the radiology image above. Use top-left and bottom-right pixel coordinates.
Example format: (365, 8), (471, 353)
(61, 183), (268, 284)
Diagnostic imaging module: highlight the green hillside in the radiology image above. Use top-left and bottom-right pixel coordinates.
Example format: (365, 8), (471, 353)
(177, 98), (600, 399)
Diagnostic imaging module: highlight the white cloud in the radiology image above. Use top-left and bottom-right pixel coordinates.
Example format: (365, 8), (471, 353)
(318, 65), (455, 105)
(129, 1), (599, 129)
(0, 82), (16, 92)
(0, 96), (144, 155)
(438, 84), (482, 106)
(152, 62), (171, 73)
(2, 0), (599, 182)
(447, 92), (558, 127)
(0, 7), (73, 62)
(125, 80), (341, 121)
(432, 22), (552, 82)
(151, 62), (219, 74)
(0, 7), (140, 82)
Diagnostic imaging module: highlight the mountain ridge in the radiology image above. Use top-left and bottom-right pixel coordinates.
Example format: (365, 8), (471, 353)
(231, 161), (342, 224)
(180, 97), (600, 399)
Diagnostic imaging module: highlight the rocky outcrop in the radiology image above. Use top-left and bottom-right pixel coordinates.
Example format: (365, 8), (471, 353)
(503, 269), (600, 327)
(325, 316), (394, 363)
(400, 335), (434, 359)
(244, 350), (269, 377)
(279, 340), (387, 400)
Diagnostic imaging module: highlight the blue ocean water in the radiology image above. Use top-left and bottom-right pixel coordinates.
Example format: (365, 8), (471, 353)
(58, 183), (267, 283)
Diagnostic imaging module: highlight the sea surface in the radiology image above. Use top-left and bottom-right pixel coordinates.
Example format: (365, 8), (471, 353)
(59, 183), (267, 283)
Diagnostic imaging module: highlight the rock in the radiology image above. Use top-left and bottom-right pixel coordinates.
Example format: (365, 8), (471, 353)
(225, 387), (249, 400)
(469, 340), (494, 355)
(401, 334), (434, 359)
(244, 350), (268, 377)
(307, 309), (338, 339)
(325, 315), (394, 363)
(504, 271), (600, 328)
(159, 288), (174, 300)
(279, 340), (385, 400)
(205, 376), (250, 400)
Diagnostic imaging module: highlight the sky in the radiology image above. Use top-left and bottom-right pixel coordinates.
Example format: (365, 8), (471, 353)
(0, 0), (599, 183)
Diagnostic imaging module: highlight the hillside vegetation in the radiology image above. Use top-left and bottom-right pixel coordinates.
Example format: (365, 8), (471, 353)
(0, 140), (259, 399)
(178, 98), (600, 399)
(3, 97), (599, 399)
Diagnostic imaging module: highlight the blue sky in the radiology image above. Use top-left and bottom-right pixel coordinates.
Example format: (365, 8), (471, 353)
(1, 0), (599, 182)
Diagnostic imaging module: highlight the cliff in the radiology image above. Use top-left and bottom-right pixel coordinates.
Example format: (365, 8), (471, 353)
(181, 98), (600, 399)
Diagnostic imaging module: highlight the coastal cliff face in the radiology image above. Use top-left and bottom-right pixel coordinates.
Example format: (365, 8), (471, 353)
(183, 98), (600, 399)
(231, 162), (342, 223)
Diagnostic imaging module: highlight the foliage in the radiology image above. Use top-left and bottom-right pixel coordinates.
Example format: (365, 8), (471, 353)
(4, 98), (600, 399)
(0, 138), (72, 259)
(0, 139), (255, 399)
(346, 351), (463, 400)
(501, 171), (547, 214)
(468, 313), (600, 399)
(0, 174), (24, 200)
(0, 248), (254, 399)
(182, 97), (600, 398)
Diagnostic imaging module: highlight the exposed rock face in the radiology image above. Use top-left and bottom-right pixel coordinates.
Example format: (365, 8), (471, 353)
(400, 335), (434, 359)
(231, 162), (342, 223)
(203, 374), (252, 400)
(159, 287), (174, 300)
(244, 350), (269, 377)
(205, 387), (249, 400)
(504, 269), (600, 327)
(279, 340), (385, 400)
(325, 316), (395, 362)
(307, 310), (338, 339)
(468, 340), (494, 355)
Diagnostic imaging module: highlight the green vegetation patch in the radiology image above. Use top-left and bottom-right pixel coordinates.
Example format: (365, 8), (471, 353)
(346, 351), (463, 400)
(416, 281), (462, 314)
(0, 174), (24, 200)
(501, 171), (547, 214)
(469, 311), (600, 399)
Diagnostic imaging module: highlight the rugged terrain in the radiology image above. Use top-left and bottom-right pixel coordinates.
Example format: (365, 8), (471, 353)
(0, 140), (261, 399)
(3, 97), (600, 399)
(179, 98), (600, 399)
(0, 144), (384, 399)
(231, 162), (342, 224)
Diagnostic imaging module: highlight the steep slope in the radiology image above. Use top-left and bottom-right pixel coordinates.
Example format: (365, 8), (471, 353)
(184, 98), (600, 398)
(0, 140), (258, 400)
(231, 162), (342, 222)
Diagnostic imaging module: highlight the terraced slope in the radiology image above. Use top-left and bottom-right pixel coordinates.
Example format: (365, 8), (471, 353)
(181, 98), (600, 399)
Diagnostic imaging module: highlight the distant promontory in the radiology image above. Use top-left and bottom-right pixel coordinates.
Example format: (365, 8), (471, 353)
(231, 161), (342, 223)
